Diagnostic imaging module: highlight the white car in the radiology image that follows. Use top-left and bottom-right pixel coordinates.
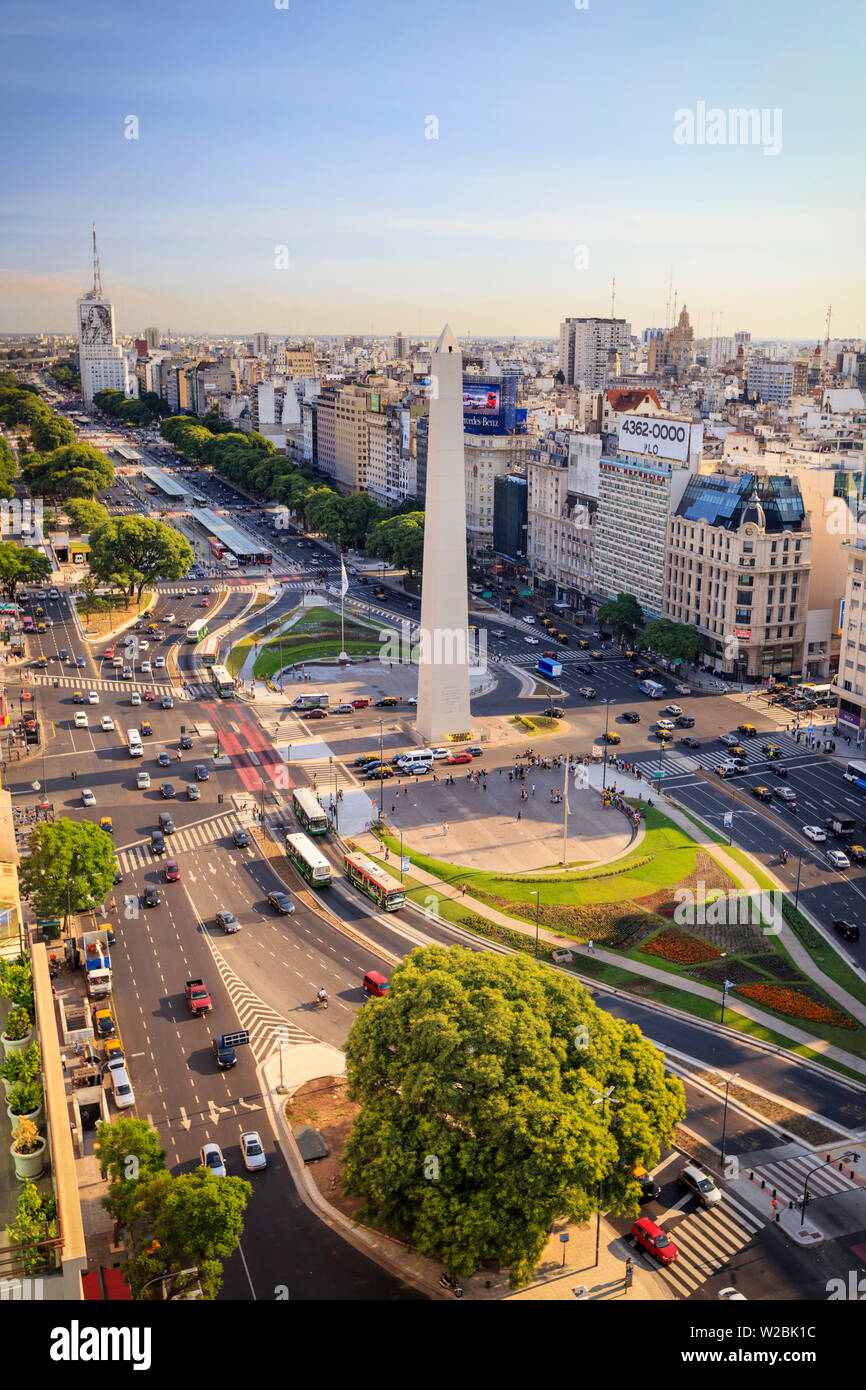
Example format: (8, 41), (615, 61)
(240, 1131), (267, 1171)
(524, 616), (535, 624)
(101, 716), (115, 732)
(802, 825), (827, 842)
(81, 789), (95, 806)
(74, 711), (88, 728)
(827, 849), (850, 870)
(199, 1142), (226, 1178)
(154, 656), (166, 668)
(140, 660), (152, 673)
(131, 692), (142, 706)
(430, 748), (449, 760)
(719, 733), (739, 746)
(164, 612), (175, 622)
(136, 770), (151, 789)
(87, 691), (99, 704)
(525, 636), (539, 645)
(406, 696), (417, 706)
(110, 1065), (135, 1109)
(138, 641), (149, 651)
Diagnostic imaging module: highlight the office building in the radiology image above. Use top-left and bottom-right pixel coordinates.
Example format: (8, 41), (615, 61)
(527, 432), (600, 608)
(76, 225), (129, 405)
(558, 316), (631, 389)
(493, 474), (528, 561)
(746, 358), (808, 404)
(834, 509), (866, 740)
(252, 332), (269, 357)
(145, 326), (160, 351)
(465, 432), (528, 553)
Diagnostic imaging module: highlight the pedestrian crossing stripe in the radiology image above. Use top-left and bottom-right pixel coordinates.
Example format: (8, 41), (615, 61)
(653, 1205), (763, 1296)
(117, 814), (243, 871)
(27, 673), (173, 693)
(747, 1153), (862, 1204)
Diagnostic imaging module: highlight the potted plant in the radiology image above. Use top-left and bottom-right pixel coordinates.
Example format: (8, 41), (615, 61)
(10, 1118), (46, 1181)
(5, 1181), (57, 1269)
(0, 953), (34, 1016)
(0, 1040), (41, 1097)
(7, 1079), (44, 1131)
(2, 1007), (34, 1058)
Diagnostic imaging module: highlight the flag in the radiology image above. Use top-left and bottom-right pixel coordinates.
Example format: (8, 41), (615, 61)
(340, 557), (349, 598)
(723, 979), (734, 994)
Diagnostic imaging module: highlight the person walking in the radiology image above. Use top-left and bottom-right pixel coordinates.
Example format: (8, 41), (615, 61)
(588, 938), (594, 953)
(442, 822), (449, 835)
(517, 809), (522, 821)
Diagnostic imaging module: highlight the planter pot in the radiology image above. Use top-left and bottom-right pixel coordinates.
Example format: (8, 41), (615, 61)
(7, 1101), (43, 1133)
(1, 1075), (15, 1098)
(2, 1028), (34, 1059)
(10, 1137), (46, 1181)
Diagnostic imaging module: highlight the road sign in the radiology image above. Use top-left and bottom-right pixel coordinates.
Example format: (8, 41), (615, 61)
(219, 1029), (250, 1049)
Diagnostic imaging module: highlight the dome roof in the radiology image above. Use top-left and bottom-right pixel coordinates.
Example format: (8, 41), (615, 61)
(741, 485), (766, 529)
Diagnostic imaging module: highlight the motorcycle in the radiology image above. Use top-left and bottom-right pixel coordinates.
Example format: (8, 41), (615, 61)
(315, 995), (329, 1010)
(439, 1273), (464, 1298)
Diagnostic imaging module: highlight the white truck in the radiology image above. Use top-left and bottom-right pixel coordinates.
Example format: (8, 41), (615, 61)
(80, 929), (112, 998)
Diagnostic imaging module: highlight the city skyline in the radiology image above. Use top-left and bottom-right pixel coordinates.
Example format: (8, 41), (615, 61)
(1, 0), (863, 337)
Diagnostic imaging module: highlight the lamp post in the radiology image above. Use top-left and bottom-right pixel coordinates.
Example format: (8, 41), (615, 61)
(794, 853), (803, 911)
(601, 699), (613, 792)
(800, 1151), (859, 1224)
(719, 1071), (739, 1173)
(530, 889), (541, 958)
(589, 1084), (618, 1268)
(719, 953), (729, 1024)
(399, 829), (404, 885)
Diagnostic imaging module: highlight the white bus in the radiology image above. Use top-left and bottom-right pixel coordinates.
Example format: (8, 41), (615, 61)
(285, 832), (333, 886)
(126, 728), (143, 757)
(843, 760), (866, 791)
(638, 679), (665, 698)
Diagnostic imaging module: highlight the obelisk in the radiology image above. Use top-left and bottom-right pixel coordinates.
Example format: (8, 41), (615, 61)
(416, 324), (471, 742)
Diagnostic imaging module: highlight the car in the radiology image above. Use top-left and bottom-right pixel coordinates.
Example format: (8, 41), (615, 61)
(231, 828), (250, 848)
(154, 751), (171, 770)
(751, 786), (773, 801)
(81, 788), (95, 806)
(136, 770), (151, 790)
(61, 648), (70, 661)
(140, 661), (152, 674)
(353, 753), (379, 767)
(76, 656), (85, 668)
(492, 629), (506, 638)
(216, 909), (240, 933)
(199, 1142), (226, 1177)
(190, 762), (210, 782)
(153, 656), (166, 670)
(762, 743), (781, 759)
(49, 587), (59, 600)
(139, 720), (153, 736)
(364, 764), (394, 780)
(187, 588), (197, 596)
(110, 1065), (135, 1110)
(847, 844), (866, 864)
(662, 704), (682, 717)
(524, 636), (540, 645)
(680, 736), (701, 749)
(675, 715), (695, 728)
(621, 711), (640, 723)
(200, 598), (210, 608)
(187, 783), (201, 800)
(576, 662), (593, 675)
(143, 885), (161, 907)
(833, 917), (860, 941)
(93, 1007), (116, 1038)
(768, 762), (788, 778)
(630, 1217), (678, 1265)
(35, 657), (47, 670)
(160, 781), (176, 800)
(240, 1130), (267, 1171)
(827, 849), (850, 870)
(164, 860), (180, 882)
(73, 710), (88, 728)
(636, 1169), (661, 1204)
(202, 585), (212, 595)
(301, 707), (328, 719)
(99, 816), (113, 834)
(374, 696), (398, 707)
(719, 733), (739, 746)
(164, 612), (175, 622)
(775, 787), (797, 805)
(678, 1164), (722, 1207)
(144, 688), (156, 701)
(161, 696), (174, 710)
(604, 731), (622, 745)
(446, 753), (473, 765)
(803, 825), (827, 842)
(578, 686), (596, 699)
(99, 715), (116, 733)
(131, 691), (142, 706)
(268, 891), (295, 914)
(73, 690), (85, 704)
(466, 746), (484, 757)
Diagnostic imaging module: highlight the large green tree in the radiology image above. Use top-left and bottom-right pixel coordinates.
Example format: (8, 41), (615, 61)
(0, 542), (51, 602)
(19, 819), (117, 927)
(29, 412), (74, 454)
(639, 618), (703, 664)
(64, 498), (110, 533)
(95, 1117), (167, 1229)
(366, 512), (425, 574)
(597, 593), (644, 640)
(88, 516), (193, 604)
(123, 1169), (251, 1300)
(343, 945), (685, 1287)
(21, 442), (113, 501)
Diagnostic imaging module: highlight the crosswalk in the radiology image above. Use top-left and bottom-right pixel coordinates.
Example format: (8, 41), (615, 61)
(116, 813), (243, 873)
(289, 757), (360, 794)
(695, 732), (812, 774)
(26, 672), (173, 695)
(653, 1200), (764, 1298)
(746, 1152), (864, 1206)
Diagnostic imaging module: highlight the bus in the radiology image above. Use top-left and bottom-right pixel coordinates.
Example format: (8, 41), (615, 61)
(199, 635), (220, 667)
(343, 851), (406, 911)
(285, 832), (332, 887)
(843, 760), (866, 791)
(794, 682), (834, 701)
(291, 692), (330, 710)
(186, 618), (209, 642)
(224, 554), (238, 570)
(210, 664), (234, 698)
(638, 679), (665, 698)
(254, 547), (272, 566)
(292, 787), (329, 835)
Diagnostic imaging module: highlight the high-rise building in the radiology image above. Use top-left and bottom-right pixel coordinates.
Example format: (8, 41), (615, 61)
(394, 331), (407, 359)
(746, 358), (797, 404)
(464, 432), (528, 552)
(76, 224), (129, 405)
(145, 326), (160, 351)
(558, 316), (630, 389)
(252, 332), (269, 357)
(527, 432), (600, 608)
(493, 474), (528, 560)
(834, 508), (866, 740)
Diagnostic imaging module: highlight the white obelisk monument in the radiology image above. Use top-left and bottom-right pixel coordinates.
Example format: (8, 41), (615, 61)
(416, 324), (472, 742)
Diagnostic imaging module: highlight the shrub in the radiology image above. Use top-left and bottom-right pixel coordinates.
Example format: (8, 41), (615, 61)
(3, 1008), (32, 1042)
(6, 1181), (58, 1274)
(737, 983), (857, 1030)
(12, 1117), (41, 1155)
(0, 1040), (41, 1085)
(0, 954), (34, 1018)
(7, 1079), (43, 1115)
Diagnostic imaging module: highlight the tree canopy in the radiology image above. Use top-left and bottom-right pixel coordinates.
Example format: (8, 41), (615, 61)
(29, 411), (74, 454)
(597, 593), (644, 640)
(88, 516), (193, 603)
(123, 1168), (250, 1300)
(639, 618), (703, 664)
(21, 442), (114, 501)
(95, 1117), (167, 1228)
(0, 542), (51, 602)
(343, 945), (685, 1287)
(366, 512), (425, 573)
(19, 819), (117, 926)
(64, 497), (110, 534)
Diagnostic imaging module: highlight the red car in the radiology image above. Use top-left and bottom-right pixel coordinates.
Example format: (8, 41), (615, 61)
(301, 707), (328, 719)
(164, 860), (180, 882)
(363, 970), (389, 998)
(542, 649), (558, 657)
(446, 753), (473, 765)
(143, 688), (156, 701)
(103, 646), (115, 660)
(351, 697), (370, 709)
(630, 1218), (678, 1264)
(200, 598), (210, 608)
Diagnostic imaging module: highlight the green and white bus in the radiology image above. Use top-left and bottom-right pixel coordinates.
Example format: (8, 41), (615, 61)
(291, 787), (329, 835)
(286, 832), (332, 887)
(186, 618), (209, 643)
(343, 851), (405, 911)
(210, 664), (234, 698)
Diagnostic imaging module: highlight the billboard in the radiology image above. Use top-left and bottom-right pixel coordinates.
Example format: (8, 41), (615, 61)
(369, 391), (380, 412)
(618, 414), (694, 463)
(464, 383), (500, 416)
(78, 300), (114, 346)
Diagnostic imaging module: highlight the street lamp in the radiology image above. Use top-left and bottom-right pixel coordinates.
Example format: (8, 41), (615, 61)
(719, 1071), (739, 1173)
(800, 1151), (860, 1224)
(601, 698), (614, 792)
(719, 953), (730, 1024)
(530, 889), (541, 957)
(794, 853), (803, 912)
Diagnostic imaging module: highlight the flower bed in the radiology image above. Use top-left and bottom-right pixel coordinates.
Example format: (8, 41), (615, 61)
(641, 927), (722, 966)
(737, 983), (857, 1030)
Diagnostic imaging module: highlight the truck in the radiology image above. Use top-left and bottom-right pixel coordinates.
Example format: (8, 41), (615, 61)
(536, 657), (563, 678)
(80, 929), (112, 998)
(185, 978), (212, 1017)
(825, 813), (857, 838)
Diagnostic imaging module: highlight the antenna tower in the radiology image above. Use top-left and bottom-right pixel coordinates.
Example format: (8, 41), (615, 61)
(91, 222), (103, 297)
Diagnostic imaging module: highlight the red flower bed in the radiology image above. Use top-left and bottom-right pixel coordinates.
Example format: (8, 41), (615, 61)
(641, 928), (722, 966)
(738, 983), (856, 1030)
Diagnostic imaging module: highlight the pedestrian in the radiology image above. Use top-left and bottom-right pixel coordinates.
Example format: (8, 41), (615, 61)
(517, 809), (522, 821)
(483, 780), (487, 791)
(531, 784), (535, 796)
(462, 884), (467, 897)
(588, 938), (594, 953)
(508, 770), (513, 783)
(391, 803), (396, 814)
(443, 822), (448, 835)
(403, 785), (407, 795)
(498, 767), (502, 775)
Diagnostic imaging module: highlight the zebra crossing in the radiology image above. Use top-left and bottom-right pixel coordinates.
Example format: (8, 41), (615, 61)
(116, 813), (242, 873)
(653, 1200), (764, 1298)
(695, 732), (814, 774)
(746, 1152), (864, 1207)
(292, 757), (360, 794)
(28, 672), (173, 695)
(204, 931), (316, 1059)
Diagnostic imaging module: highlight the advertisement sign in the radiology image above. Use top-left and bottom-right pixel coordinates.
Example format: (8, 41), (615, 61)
(732, 628), (751, 640)
(369, 391), (380, 413)
(618, 413), (693, 463)
(463, 384), (500, 415)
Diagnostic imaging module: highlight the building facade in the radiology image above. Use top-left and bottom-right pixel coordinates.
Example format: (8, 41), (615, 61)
(834, 513), (866, 740)
(464, 432), (528, 553)
(558, 316), (631, 389)
(493, 474), (528, 560)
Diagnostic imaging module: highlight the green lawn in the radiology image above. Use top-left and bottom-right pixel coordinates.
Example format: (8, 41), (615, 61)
(251, 603), (386, 679)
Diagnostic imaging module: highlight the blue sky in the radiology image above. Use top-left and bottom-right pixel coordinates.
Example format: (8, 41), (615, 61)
(1, 0), (863, 338)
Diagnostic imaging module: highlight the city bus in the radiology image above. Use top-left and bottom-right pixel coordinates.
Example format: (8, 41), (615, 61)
(199, 635), (220, 667)
(638, 678), (665, 698)
(343, 851), (405, 911)
(186, 618), (209, 642)
(794, 682), (833, 701)
(210, 664), (234, 698)
(285, 832), (332, 887)
(291, 787), (329, 835)
(843, 760), (866, 791)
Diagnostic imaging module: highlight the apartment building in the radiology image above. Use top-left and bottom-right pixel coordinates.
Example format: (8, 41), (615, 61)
(558, 316), (631, 388)
(314, 387), (337, 480)
(526, 432), (600, 607)
(665, 471), (811, 680)
(746, 358), (808, 404)
(274, 345), (316, 377)
(834, 513), (866, 740)
(465, 432), (528, 553)
(493, 473), (528, 560)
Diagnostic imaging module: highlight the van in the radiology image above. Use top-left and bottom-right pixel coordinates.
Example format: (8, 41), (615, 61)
(127, 729), (143, 757)
(112, 656), (123, 668)
(110, 1065), (135, 1109)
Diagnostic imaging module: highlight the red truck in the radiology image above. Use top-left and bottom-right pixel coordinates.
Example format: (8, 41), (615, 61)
(185, 978), (212, 1017)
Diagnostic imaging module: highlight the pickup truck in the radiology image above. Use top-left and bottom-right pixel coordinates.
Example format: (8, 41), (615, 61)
(185, 978), (212, 1017)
